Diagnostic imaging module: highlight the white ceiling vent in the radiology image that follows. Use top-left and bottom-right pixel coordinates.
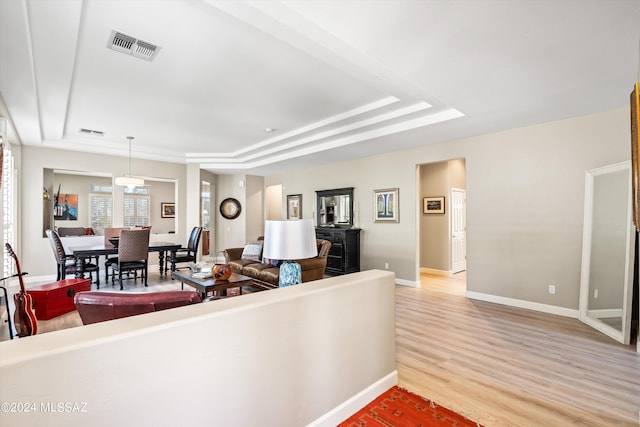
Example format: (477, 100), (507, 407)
(107, 30), (160, 62)
(79, 128), (104, 136)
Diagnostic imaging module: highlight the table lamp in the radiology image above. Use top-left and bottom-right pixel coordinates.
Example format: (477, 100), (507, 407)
(263, 219), (317, 287)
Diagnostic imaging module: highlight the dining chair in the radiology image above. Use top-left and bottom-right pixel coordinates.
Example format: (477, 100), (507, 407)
(112, 228), (150, 290)
(45, 229), (100, 286)
(170, 226), (203, 274)
(103, 227), (126, 283)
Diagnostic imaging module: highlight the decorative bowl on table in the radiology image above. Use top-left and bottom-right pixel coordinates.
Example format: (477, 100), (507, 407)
(108, 237), (119, 247)
(213, 264), (232, 281)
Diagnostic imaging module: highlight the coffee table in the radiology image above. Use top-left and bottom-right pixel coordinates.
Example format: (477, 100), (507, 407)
(171, 270), (266, 299)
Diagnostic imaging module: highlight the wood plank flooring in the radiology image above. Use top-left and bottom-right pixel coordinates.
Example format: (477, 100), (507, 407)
(396, 272), (640, 427)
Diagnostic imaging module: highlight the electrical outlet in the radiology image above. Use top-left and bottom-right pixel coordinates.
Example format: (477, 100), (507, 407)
(594, 289), (598, 299)
(384, 262), (389, 270)
(548, 285), (556, 295)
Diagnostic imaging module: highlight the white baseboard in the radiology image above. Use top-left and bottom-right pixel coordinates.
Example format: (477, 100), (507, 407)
(420, 267), (452, 276)
(307, 370), (398, 427)
(396, 278), (420, 287)
(465, 291), (579, 318)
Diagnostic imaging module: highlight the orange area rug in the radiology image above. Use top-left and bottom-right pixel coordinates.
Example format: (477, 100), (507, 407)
(338, 386), (482, 427)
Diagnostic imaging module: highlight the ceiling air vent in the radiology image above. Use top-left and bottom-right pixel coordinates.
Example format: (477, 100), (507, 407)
(79, 128), (104, 136)
(107, 30), (160, 62)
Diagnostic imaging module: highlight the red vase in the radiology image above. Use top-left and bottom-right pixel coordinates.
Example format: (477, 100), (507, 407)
(213, 264), (232, 280)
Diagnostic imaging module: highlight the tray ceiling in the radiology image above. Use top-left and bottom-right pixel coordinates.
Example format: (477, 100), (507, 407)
(0, 0), (638, 175)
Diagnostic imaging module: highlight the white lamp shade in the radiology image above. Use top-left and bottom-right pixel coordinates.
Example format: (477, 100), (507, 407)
(115, 175), (145, 188)
(263, 219), (317, 260)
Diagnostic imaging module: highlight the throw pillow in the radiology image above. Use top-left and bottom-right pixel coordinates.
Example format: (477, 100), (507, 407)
(241, 241), (263, 262)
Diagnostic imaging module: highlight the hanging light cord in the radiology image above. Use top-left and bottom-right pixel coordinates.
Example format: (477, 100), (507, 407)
(127, 136), (134, 176)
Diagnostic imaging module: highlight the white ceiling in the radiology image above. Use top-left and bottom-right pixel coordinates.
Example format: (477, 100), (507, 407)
(1, 0), (639, 176)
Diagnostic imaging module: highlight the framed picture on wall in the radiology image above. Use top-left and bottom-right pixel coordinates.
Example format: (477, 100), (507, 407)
(423, 196), (445, 214)
(374, 188), (399, 223)
(161, 202), (175, 218)
(54, 193), (78, 220)
(287, 194), (302, 220)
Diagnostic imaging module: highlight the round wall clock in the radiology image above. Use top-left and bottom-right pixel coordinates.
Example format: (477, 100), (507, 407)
(220, 197), (241, 220)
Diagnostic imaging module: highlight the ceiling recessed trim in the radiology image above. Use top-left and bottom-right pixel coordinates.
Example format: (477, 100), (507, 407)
(196, 101), (434, 165)
(196, 108), (464, 169)
(185, 96), (401, 159)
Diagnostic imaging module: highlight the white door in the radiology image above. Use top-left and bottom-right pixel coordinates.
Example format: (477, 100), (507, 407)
(451, 188), (466, 273)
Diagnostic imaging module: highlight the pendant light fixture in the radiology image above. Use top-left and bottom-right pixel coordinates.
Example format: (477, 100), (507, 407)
(115, 136), (144, 188)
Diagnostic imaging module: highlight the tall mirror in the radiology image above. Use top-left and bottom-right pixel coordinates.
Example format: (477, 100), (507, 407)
(579, 161), (634, 344)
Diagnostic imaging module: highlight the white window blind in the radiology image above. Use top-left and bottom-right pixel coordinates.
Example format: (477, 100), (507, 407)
(1, 140), (16, 277)
(124, 195), (150, 227)
(89, 193), (113, 232)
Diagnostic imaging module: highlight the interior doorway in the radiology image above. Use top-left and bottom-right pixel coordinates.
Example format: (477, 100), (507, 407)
(451, 188), (466, 273)
(418, 159), (467, 283)
(265, 184), (283, 220)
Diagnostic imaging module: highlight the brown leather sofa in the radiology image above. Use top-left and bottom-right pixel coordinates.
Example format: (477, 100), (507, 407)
(225, 239), (331, 286)
(74, 290), (202, 325)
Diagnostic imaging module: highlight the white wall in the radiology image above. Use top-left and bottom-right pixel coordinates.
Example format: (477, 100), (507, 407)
(266, 108), (632, 310)
(0, 271), (397, 427)
(214, 174), (265, 253)
(214, 174), (247, 252)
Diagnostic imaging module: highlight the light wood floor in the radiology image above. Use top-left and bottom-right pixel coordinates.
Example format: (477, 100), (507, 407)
(396, 272), (640, 427)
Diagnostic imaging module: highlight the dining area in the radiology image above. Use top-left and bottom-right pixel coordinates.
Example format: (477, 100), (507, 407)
(45, 227), (203, 290)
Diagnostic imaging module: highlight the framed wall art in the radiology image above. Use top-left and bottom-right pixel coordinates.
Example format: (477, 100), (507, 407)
(374, 188), (399, 223)
(54, 193), (78, 220)
(161, 202), (175, 218)
(423, 196), (445, 214)
(287, 194), (302, 220)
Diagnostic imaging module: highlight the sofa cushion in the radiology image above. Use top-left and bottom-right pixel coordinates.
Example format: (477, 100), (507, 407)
(241, 241), (263, 262)
(243, 262), (271, 278)
(260, 267), (280, 284)
(74, 290), (202, 325)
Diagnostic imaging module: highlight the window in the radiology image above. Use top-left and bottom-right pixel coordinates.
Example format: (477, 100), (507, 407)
(89, 186), (113, 233)
(201, 181), (211, 229)
(1, 139), (16, 277)
(124, 187), (150, 227)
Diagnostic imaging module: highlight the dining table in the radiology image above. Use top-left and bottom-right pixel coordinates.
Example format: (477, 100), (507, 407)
(69, 241), (182, 279)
